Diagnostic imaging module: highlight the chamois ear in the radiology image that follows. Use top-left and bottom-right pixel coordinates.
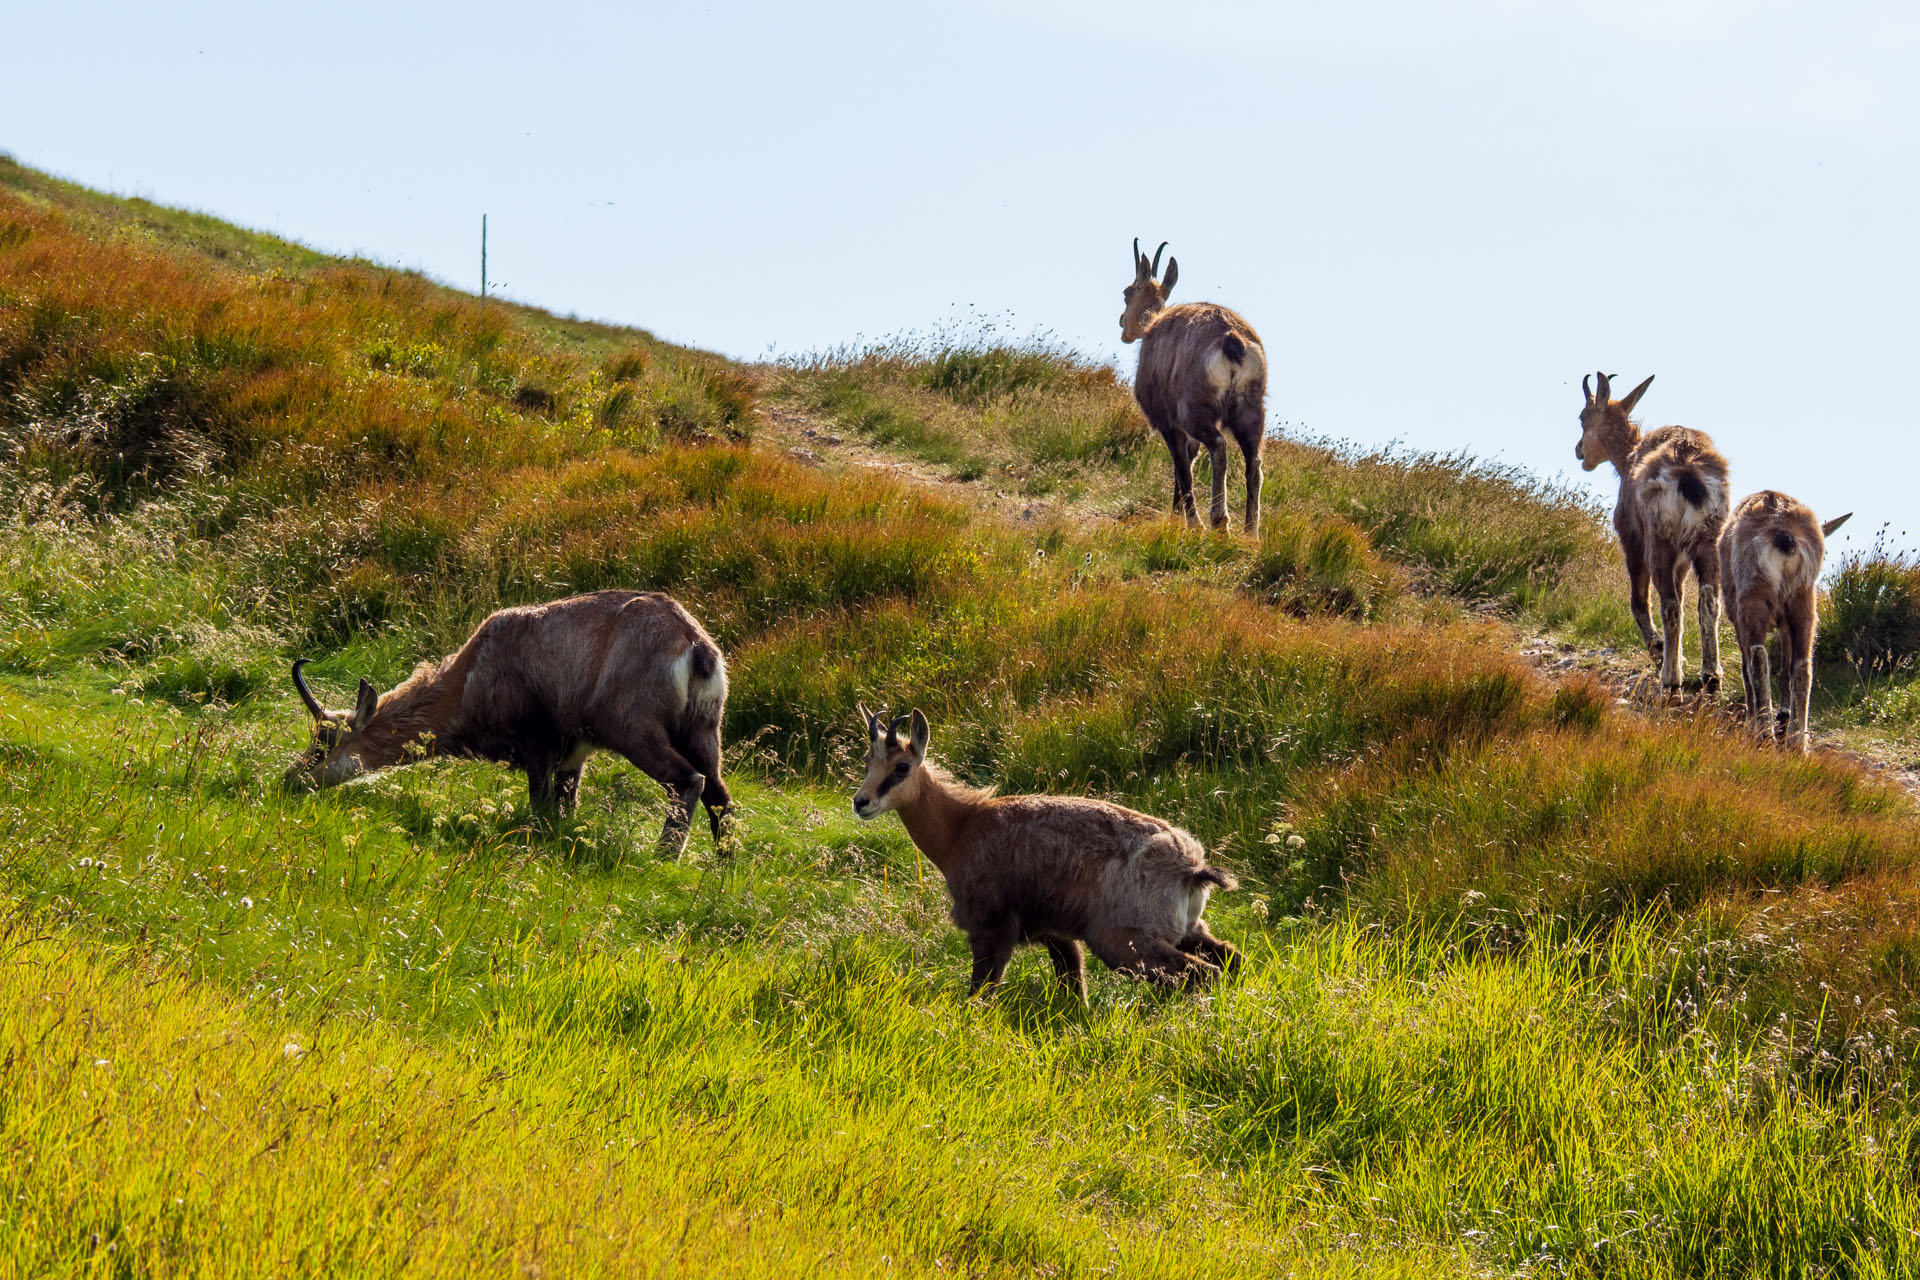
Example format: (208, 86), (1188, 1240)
(857, 701), (879, 741)
(1593, 371), (1613, 404)
(1822, 512), (1853, 537)
(1160, 257), (1177, 296)
(1618, 374), (1654, 417)
(352, 679), (379, 730)
(908, 709), (930, 758)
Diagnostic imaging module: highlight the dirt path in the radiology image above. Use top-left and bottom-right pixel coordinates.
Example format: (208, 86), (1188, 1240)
(1514, 629), (1920, 800)
(759, 403), (1111, 527)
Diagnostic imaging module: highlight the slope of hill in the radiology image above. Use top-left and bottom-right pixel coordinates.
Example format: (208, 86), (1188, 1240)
(4, 156), (1920, 1277)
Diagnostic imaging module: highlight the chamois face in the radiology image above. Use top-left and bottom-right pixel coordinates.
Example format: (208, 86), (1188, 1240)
(1574, 372), (1652, 473)
(285, 668), (380, 791)
(1119, 239), (1177, 344)
(851, 705), (928, 819)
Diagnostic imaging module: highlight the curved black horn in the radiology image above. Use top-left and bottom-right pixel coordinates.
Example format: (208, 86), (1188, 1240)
(1582, 374), (1593, 403)
(887, 711), (912, 744)
(1133, 236), (1143, 272)
(291, 658), (325, 719)
(1151, 241), (1168, 277)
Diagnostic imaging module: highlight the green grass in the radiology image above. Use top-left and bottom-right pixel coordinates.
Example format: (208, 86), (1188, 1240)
(6, 156), (1920, 1276)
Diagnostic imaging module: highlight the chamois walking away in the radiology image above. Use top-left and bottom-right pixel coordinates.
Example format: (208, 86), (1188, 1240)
(1719, 492), (1851, 754)
(1575, 372), (1731, 691)
(286, 590), (732, 856)
(851, 706), (1239, 997)
(1121, 239), (1269, 534)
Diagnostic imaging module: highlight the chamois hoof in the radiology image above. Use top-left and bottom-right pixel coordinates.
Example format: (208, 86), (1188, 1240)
(1702, 673), (1722, 695)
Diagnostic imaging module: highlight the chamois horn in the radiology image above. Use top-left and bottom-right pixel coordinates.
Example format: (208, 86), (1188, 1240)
(291, 658), (325, 720)
(1151, 240), (1168, 277)
(1582, 373), (1593, 404)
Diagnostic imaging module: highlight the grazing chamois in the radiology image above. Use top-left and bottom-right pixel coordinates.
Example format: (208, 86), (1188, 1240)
(1120, 238), (1268, 534)
(1575, 372), (1731, 691)
(286, 590), (731, 855)
(851, 706), (1238, 996)
(1719, 492), (1851, 754)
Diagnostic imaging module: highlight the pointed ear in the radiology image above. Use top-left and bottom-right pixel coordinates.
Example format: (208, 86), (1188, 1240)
(856, 701), (878, 740)
(352, 679), (379, 729)
(1593, 371), (1613, 403)
(908, 709), (930, 758)
(1618, 375), (1654, 416)
(1822, 512), (1853, 537)
(1160, 257), (1177, 296)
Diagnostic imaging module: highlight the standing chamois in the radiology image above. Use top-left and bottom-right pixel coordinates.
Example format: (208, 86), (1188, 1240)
(851, 706), (1239, 997)
(1121, 239), (1268, 534)
(1575, 372), (1731, 691)
(1719, 492), (1851, 754)
(286, 590), (731, 856)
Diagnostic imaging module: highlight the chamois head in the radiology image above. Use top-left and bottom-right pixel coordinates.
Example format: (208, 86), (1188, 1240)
(1574, 371), (1653, 473)
(1120, 238), (1178, 344)
(285, 659), (381, 790)
(851, 704), (929, 819)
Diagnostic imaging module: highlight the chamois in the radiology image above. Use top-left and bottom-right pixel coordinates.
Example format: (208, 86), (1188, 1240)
(286, 590), (732, 855)
(1719, 492), (1851, 754)
(851, 706), (1238, 996)
(1121, 238), (1268, 534)
(1575, 372), (1731, 691)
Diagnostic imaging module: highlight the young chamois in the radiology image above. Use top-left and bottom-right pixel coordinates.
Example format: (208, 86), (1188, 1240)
(1575, 372), (1731, 691)
(851, 706), (1239, 997)
(286, 590), (731, 856)
(1719, 492), (1850, 754)
(1120, 239), (1269, 535)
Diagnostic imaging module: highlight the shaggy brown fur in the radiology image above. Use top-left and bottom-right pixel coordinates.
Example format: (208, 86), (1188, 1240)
(1575, 372), (1731, 691)
(851, 706), (1238, 997)
(286, 590), (730, 856)
(1121, 239), (1268, 534)
(1719, 491), (1850, 754)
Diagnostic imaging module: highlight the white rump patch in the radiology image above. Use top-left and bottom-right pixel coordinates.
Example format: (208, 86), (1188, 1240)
(1756, 540), (1810, 593)
(686, 644), (727, 720)
(1203, 342), (1265, 396)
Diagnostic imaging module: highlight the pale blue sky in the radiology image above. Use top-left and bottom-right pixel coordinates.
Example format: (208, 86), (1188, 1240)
(5, 1), (1916, 547)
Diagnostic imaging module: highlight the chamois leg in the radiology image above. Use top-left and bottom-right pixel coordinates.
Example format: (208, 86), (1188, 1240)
(1784, 604), (1816, 754)
(1650, 542), (1686, 690)
(1043, 937), (1086, 1000)
(1179, 922), (1241, 978)
(679, 724), (734, 842)
(1164, 432), (1199, 524)
(1620, 527), (1659, 663)
(1739, 604), (1777, 740)
(1692, 548), (1723, 694)
(552, 764), (583, 817)
(1230, 404), (1265, 537)
(1088, 927), (1210, 987)
(1205, 437), (1231, 529)
(602, 723), (705, 857)
(967, 918), (1019, 995)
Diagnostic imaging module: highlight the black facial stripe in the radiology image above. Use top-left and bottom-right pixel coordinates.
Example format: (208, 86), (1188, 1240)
(875, 763), (911, 797)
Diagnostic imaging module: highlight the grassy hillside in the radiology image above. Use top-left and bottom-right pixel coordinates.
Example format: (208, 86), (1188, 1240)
(5, 156), (1920, 1277)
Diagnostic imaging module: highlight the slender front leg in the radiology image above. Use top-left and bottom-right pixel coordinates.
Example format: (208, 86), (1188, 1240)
(1043, 938), (1086, 1000)
(1166, 434), (1199, 524)
(967, 918), (1018, 995)
(1692, 549), (1723, 693)
(1623, 531), (1660, 663)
